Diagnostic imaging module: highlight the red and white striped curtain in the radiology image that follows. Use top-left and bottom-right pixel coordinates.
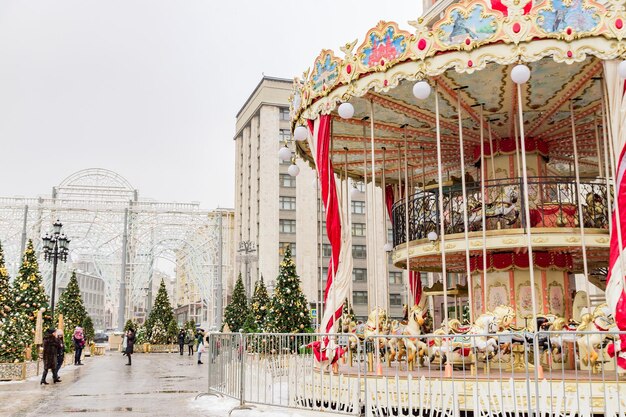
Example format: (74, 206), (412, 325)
(603, 61), (626, 369)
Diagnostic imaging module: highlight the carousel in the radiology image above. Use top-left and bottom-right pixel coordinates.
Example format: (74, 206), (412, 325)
(289, 0), (626, 414)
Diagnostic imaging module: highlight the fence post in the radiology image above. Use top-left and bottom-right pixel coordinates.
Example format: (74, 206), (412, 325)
(228, 332), (253, 415)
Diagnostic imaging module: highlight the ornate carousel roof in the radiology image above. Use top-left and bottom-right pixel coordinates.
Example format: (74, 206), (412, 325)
(290, 0), (625, 184)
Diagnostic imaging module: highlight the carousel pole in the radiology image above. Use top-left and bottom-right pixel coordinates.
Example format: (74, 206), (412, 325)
(382, 147), (391, 307)
(594, 115), (603, 177)
(363, 128), (371, 313)
(569, 99), (592, 311)
(601, 105), (613, 233)
(514, 113), (522, 178)
(456, 91), (474, 323)
(434, 86), (450, 329)
(479, 105), (489, 312)
(329, 120), (337, 336)
(513, 66), (539, 329)
(317, 172), (324, 329)
(369, 100), (383, 375)
(345, 149), (352, 319)
(487, 118), (497, 181)
(404, 127), (411, 310)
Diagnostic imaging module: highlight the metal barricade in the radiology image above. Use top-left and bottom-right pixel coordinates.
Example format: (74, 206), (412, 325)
(207, 330), (626, 416)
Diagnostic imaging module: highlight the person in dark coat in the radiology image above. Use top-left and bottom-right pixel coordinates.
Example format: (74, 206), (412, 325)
(72, 327), (85, 365)
(177, 329), (185, 355)
(186, 330), (194, 356)
(125, 328), (135, 366)
(41, 328), (60, 385)
(54, 330), (65, 379)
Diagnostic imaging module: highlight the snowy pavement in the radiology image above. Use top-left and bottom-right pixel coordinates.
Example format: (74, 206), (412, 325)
(0, 352), (343, 417)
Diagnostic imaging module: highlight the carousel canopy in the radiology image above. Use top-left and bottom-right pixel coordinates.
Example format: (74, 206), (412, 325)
(290, 0), (625, 185)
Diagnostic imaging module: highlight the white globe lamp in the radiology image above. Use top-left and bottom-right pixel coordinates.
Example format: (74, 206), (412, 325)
(294, 125), (308, 141)
(427, 231), (438, 242)
(511, 64), (531, 84)
(413, 81), (432, 100)
(383, 242), (393, 252)
(338, 102), (355, 119)
(288, 163), (300, 177)
(619, 60), (626, 79)
(278, 146), (292, 161)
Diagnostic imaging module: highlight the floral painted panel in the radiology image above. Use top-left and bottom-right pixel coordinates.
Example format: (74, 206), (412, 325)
(311, 53), (339, 95)
(360, 26), (408, 67)
(537, 0), (600, 33)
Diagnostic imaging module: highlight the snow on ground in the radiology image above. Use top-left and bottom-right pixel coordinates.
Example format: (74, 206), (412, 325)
(190, 395), (341, 417)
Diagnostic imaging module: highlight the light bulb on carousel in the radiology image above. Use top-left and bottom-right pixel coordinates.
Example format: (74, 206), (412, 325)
(279, 145), (292, 161)
(288, 160), (300, 177)
(413, 81), (432, 100)
(383, 242), (393, 252)
(510, 64), (531, 84)
(294, 125), (308, 141)
(338, 102), (355, 119)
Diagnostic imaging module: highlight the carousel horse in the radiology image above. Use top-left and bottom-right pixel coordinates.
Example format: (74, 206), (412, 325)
(583, 192), (608, 228)
(427, 312), (499, 365)
(387, 305), (429, 365)
(576, 304), (615, 369)
(467, 187), (519, 228)
(364, 307), (389, 350)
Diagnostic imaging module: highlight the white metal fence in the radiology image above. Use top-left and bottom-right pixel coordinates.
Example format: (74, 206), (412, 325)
(205, 331), (626, 416)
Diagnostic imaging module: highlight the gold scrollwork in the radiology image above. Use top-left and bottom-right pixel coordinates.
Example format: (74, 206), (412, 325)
(532, 237), (548, 243)
(595, 237), (609, 244)
(502, 238), (519, 244)
(565, 237), (580, 243)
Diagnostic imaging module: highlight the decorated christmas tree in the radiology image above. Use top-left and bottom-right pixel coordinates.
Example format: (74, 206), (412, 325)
(167, 319), (179, 343)
(124, 319), (137, 332)
(11, 240), (51, 345)
(135, 324), (147, 344)
(150, 319), (167, 344)
(243, 275), (270, 332)
(56, 271), (87, 340)
(266, 246), (311, 333)
(222, 274), (248, 332)
(0, 306), (30, 363)
(145, 279), (174, 339)
(0, 241), (10, 320)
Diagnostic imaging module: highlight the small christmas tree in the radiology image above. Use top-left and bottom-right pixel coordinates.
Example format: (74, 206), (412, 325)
(124, 319), (137, 332)
(167, 319), (179, 343)
(150, 319), (167, 344)
(266, 246), (311, 333)
(12, 240), (51, 346)
(82, 316), (94, 344)
(56, 271), (87, 341)
(184, 319), (196, 332)
(223, 274), (248, 332)
(0, 241), (10, 320)
(145, 279), (174, 339)
(135, 324), (147, 344)
(244, 275), (270, 332)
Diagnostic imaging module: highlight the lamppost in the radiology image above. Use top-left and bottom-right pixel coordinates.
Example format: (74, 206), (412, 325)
(237, 241), (257, 302)
(42, 220), (70, 319)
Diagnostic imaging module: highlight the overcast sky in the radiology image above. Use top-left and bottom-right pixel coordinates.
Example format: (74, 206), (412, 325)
(0, 1), (421, 209)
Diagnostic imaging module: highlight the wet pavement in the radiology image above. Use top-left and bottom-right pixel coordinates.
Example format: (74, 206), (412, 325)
(0, 350), (212, 417)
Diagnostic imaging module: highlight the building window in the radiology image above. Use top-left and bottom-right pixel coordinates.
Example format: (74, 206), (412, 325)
(279, 129), (291, 142)
(351, 201), (366, 214)
(390, 293), (403, 306)
(353, 291), (368, 305)
(389, 272), (403, 285)
(279, 219), (296, 234)
(279, 242), (296, 257)
(321, 243), (332, 257)
(352, 223), (366, 236)
(356, 182), (366, 192)
(279, 107), (290, 121)
(352, 245), (366, 259)
(353, 268), (367, 282)
(279, 196), (296, 211)
(280, 174), (296, 188)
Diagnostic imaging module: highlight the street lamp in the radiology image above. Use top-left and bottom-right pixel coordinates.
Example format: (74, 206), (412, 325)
(42, 219), (70, 319)
(237, 241), (257, 302)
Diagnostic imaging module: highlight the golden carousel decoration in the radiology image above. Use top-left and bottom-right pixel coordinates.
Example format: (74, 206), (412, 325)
(289, 0), (626, 414)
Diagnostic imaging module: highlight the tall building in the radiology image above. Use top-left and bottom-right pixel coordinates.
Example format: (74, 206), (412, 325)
(59, 261), (106, 330)
(234, 76), (409, 321)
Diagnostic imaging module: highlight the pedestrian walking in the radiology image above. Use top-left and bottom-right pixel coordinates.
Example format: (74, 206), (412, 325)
(72, 327), (85, 365)
(55, 329), (65, 378)
(186, 329), (194, 356)
(41, 328), (60, 385)
(178, 329), (185, 355)
(196, 329), (205, 364)
(125, 328), (135, 366)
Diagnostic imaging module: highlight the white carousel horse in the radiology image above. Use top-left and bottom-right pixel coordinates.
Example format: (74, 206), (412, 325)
(387, 305), (429, 365)
(576, 304), (615, 369)
(467, 186), (519, 227)
(364, 307), (389, 349)
(427, 312), (499, 365)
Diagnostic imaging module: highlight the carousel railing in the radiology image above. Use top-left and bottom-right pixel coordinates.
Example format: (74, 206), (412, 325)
(205, 330), (626, 416)
(392, 176), (609, 247)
